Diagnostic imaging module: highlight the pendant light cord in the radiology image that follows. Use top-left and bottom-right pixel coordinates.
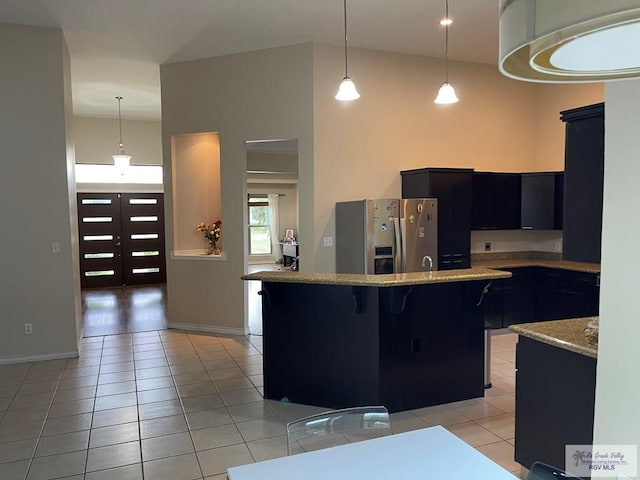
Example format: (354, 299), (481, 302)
(445, 0), (450, 82)
(343, 0), (349, 77)
(116, 96), (124, 151)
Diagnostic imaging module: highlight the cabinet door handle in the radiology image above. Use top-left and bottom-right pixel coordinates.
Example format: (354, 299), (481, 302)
(522, 226), (533, 230)
(476, 282), (492, 306)
(257, 288), (271, 309)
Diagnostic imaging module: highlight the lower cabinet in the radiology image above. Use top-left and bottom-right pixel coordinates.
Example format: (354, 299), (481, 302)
(261, 280), (486, 413)
(515, 337), (596, 476)
(482, 267), (599, 329)
(535, 268), (600, 321)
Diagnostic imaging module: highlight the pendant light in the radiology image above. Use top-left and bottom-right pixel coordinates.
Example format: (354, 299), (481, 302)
(500, 1), (640, 82)
(335, 0), (360, 101)
(112, 96), (132, 171)
(434, 0), (459, 104)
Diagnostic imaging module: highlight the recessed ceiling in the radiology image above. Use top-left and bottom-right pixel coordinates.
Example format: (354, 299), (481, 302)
(0, 0), (499, 121)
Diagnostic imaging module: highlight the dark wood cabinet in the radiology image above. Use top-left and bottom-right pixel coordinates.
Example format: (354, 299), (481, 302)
(561, 103), (604, 263)
(520, 172), (563, 230)
(535, 268), (600, 322)
(261, 280), (486, 412)
(515, 337), (596, 476)
(481, 267), (536, 329)
(502, 267), (536, 326)
(401, 168), (473, 270)
(482, 267), (598, 328)
(471, 172), (521, 230)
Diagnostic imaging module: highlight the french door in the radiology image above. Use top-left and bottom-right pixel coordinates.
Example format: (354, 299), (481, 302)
(77, 193), (166, 288)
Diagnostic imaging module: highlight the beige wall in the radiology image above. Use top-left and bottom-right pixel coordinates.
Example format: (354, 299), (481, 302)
(160, 43), (314, 334)
(0, 24), (79, 362)
(593, 79), (640, 454)
(312, 45), (604, 269)
(533, 83), (604, 171)
(74, 116), (162, 165)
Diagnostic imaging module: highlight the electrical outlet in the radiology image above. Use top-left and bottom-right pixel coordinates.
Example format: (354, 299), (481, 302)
(323, 236), (333, 247)
(484, 242), (492, 252)
(24, 323), (32, 335)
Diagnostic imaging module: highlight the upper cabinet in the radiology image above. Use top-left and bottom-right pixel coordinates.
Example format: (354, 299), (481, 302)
(560, 103), (604, 264)
(471, 171), (563, 231)
(471, 172), (521, 230)
(401, 168), (473, 270)
(520, 172), (563, 230)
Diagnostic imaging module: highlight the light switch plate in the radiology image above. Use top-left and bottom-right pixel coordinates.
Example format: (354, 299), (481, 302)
(323, 236), (333, 247)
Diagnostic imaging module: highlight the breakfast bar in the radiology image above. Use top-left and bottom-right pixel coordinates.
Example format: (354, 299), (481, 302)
(243, 268), (511, 413)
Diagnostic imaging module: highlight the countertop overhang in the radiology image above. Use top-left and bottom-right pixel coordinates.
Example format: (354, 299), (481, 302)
(473, 259), (600, 274)
(242, 267), (511, 287)
(509, 317), (598, 359)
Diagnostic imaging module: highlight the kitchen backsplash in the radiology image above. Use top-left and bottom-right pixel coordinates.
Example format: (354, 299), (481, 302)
(470, 230), (563, 254)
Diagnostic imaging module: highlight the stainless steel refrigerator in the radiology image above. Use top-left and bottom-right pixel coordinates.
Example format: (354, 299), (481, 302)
(335, 198), (438, 274)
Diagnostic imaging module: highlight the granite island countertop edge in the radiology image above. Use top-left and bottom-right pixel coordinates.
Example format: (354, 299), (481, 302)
(509, 317), (598, 359)
(242, 267), (511, 287)
(473, 259), (600, 274)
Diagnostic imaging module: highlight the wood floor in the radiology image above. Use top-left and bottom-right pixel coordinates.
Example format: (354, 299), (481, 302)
(82, 263), (281, 337)
(81, 284), (168, 337)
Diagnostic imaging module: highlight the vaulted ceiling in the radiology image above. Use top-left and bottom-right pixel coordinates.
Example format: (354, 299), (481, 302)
(0, 0), (500, 120)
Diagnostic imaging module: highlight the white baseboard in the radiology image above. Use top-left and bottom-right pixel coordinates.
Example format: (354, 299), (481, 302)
(167, 322), (249, 337)
(0, 351), (78, 365)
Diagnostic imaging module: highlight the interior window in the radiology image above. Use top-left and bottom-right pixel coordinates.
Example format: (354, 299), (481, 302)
(248, 196), (271, 255)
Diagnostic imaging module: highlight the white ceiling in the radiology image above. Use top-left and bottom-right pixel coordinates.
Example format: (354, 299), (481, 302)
(0, 0), (500, 121)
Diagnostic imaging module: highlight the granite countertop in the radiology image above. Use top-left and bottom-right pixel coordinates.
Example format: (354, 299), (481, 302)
(474, 259), (600, 273)
(242, 267), (511, 287)
(509, 317), (598, 358)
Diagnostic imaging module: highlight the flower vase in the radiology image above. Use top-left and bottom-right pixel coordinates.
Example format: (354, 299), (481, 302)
(204, 238), (212, 255)
(213, 245), (222, 256)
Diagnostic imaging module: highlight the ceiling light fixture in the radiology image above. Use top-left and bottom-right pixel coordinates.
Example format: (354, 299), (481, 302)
(434, 0), (459, 104)
(112, 96), (131, 172)
(335, 0), (360, 101)
(499, 1), (640, 82)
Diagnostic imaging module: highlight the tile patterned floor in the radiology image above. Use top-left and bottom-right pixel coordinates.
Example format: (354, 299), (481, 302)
(0, 330), (521, 479)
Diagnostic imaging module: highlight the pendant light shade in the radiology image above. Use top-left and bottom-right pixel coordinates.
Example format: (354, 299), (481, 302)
(434, 82), (459, 104)
(500, 0), (640, 82)
(335, 0), (360, 101)
(434, 0), (459, 104)
(113, 96), (131, 171)
(335, 77), (360, 101)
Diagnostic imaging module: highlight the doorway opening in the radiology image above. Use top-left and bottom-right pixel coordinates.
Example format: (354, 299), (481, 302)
(245, 139), (299, 335)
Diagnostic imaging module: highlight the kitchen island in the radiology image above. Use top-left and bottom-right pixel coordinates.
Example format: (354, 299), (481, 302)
(510, 318), (597, 476)
(243, 268), (510, 413)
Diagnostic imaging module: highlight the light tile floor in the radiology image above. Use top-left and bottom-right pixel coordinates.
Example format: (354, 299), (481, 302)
(0, 330), (521, 479)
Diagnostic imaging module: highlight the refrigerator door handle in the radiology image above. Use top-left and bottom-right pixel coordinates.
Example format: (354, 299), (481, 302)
(400, 217), (407, 274)
(393, 216), (402, 273)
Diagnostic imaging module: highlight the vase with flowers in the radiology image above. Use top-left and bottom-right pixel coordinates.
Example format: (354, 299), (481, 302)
(197, 220), (222, 255)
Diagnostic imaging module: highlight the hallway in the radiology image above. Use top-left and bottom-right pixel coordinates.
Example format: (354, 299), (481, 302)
(82, 285), (168, 337)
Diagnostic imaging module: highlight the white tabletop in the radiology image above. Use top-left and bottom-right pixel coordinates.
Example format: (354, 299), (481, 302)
(227, 425), (519, 480)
